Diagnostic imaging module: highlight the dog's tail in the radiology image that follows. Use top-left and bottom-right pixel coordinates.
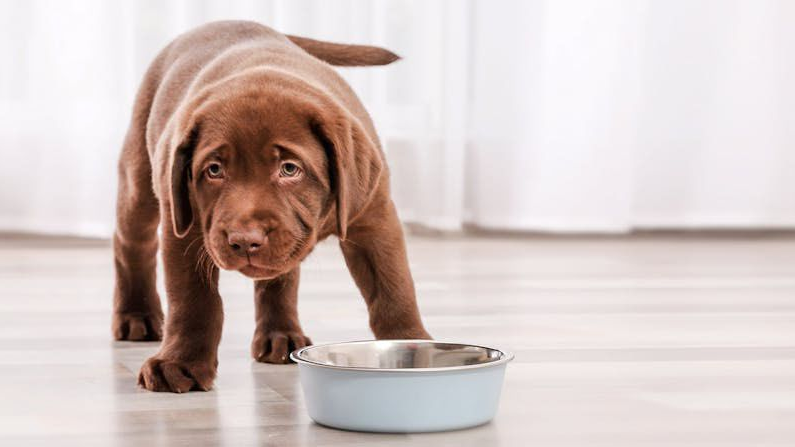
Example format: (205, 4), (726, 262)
(287, 35), (400, 67)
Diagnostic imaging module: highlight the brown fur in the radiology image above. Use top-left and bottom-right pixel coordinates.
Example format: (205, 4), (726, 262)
(112, 21), (430, 393)
(285, 35), (401, 66)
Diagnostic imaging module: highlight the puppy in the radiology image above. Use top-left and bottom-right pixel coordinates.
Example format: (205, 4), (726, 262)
(112, 21), (430, 393)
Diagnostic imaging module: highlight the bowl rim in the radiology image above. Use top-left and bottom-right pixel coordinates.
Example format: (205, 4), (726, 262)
(289, 339), (515, 373)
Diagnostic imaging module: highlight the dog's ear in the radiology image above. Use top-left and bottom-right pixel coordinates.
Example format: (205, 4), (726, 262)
(311, 105), (384, 240)
(166, 119), (200, 239)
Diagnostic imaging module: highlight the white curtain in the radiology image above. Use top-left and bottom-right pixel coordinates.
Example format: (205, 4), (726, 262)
(1, 0), (794, 237)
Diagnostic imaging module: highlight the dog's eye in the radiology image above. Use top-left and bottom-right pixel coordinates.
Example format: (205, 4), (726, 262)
(206, 162), (224, 179)
(279, 162), (301, 178)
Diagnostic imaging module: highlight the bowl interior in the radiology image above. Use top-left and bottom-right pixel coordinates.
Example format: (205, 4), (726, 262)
(296, 340), (506, 369)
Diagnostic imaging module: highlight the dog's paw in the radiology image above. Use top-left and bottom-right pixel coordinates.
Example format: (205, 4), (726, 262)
(138, 356), (216, 393)
(251, 330), (312, 364)
(113, 311), (163, 341)
(375, 325), (432, 340)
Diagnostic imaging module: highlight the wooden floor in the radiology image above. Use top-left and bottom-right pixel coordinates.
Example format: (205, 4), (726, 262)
(1, 233), (794, 446)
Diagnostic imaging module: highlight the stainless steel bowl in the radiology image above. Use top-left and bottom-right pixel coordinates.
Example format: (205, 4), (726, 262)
(290, 340), (513, 433)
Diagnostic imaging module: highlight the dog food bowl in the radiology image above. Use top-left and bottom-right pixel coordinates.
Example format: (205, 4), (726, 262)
(290, 340), (513, 433)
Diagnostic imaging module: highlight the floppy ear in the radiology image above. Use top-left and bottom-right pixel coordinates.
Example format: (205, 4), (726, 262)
(312, 108), (384, 240)
(167, 123), (200, 238)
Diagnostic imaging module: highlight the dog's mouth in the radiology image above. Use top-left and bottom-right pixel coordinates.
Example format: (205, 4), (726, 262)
(224, 251), (302, 279)
(238, 263), (283, 279)
(207, 232), (310, 280)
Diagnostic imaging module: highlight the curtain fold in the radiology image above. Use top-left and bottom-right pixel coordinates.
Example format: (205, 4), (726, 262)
(1, 0), (794, 237)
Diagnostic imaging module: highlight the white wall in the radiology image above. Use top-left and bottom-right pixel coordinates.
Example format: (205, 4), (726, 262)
(632, 0), (795, 229)
(1, 0), (794, 237)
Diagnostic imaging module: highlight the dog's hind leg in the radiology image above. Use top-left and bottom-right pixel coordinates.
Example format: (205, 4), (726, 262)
(112, 79), (163, 341)
(251, 268), (312, 364)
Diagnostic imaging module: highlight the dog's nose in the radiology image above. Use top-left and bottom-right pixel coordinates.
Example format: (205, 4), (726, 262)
(227, 230), (265, 256)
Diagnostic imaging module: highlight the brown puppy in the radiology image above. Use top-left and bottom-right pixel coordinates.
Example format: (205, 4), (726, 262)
(112, 21), (430, 393)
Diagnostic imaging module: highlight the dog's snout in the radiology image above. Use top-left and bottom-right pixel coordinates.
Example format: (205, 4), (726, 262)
(228, 230), (265, 256)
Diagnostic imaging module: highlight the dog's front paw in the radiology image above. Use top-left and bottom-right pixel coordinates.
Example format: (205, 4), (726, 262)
(251, 329), (312, 364)
(113, 311), (163, 341)
(138, 356), (216, 393)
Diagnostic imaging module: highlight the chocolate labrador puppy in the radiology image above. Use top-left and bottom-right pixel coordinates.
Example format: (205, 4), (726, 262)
(112, 21), (430, 393)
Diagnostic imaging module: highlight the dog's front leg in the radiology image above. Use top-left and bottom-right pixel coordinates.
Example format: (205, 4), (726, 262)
(339, 200), (431, 340)
(138, 225), (223, 393)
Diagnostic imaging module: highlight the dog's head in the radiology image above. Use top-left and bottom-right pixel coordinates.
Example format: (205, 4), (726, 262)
(161, 70), (382, 279)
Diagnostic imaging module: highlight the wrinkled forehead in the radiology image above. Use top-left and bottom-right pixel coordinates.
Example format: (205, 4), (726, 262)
(194, 92), (327, 171)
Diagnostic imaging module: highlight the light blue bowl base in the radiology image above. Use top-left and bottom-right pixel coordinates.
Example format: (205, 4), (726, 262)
(298, 364), (507, 433)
